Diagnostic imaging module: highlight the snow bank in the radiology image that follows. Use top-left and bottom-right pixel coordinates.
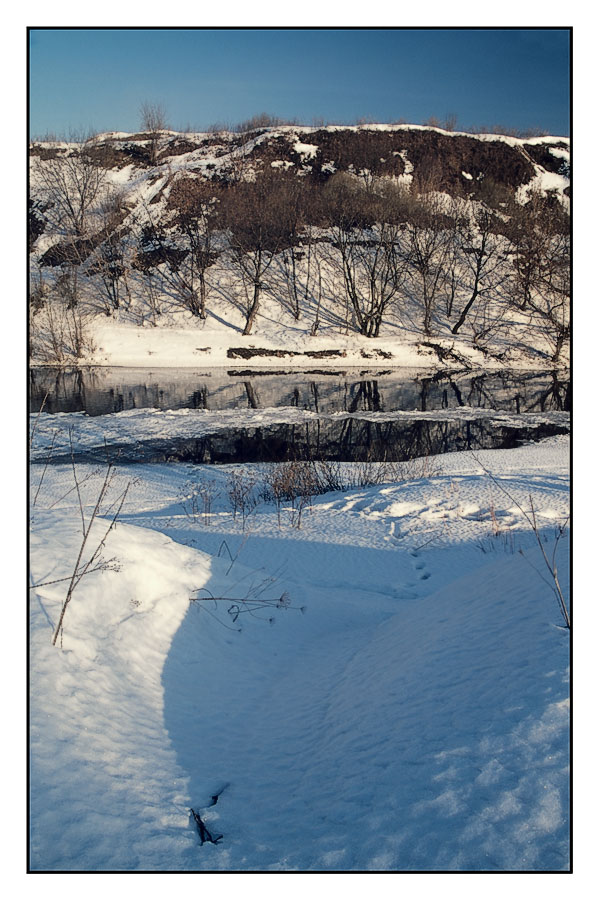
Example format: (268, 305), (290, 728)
(30, 512), (213, 869)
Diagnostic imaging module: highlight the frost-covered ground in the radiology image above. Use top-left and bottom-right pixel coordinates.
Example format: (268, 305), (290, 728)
(29, 427), (571, 872)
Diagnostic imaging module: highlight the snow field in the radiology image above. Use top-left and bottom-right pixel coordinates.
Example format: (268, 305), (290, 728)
(29, 436), (570, 871)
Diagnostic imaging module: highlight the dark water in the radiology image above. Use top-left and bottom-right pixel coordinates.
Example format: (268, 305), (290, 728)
(30, 367), (570, 464)
(90, 418), (568, 466)
(30, 366), (570, 417)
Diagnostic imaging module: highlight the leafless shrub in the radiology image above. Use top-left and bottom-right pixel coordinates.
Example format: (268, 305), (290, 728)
(262, 464), (288, 526)
(263, 461), (318, 528)
(29, 431), (132, 647)
(472, 452), (570, 629)
(31, 429), (58, 509)
(30, 265), (49, 313)
(312, 456), (442, 492)
(182, 476), (220, 526)
(226, 470), (258, 529)
(261, 456), (444, 528)
(524, 498), (570, 628)
(31, 130), (66, 143)
(29, 391), (57, 508)
(310, 460), (347, 493)
(235, 112), (281, 134)
(206, 121), (233, 135)
(30, 297), (96, 364)
(350, 460), (408, 489)
(476, 529), (516, 555)
(392, 454), (444, 482)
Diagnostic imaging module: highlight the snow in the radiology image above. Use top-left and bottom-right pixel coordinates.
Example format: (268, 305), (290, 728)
(32, 281), (564, 370)
(517, 168), (570, 203)
(29, 428), (570, 872)
(26, 119), (573, 877)
(83, 310), (459, 369)
(293, 140), (319, 158)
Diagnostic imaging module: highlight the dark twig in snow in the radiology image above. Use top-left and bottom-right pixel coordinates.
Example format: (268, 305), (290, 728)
(51, 453), (131, 647)
(190, 588), (306, 629)
(190, 808), (223, 845)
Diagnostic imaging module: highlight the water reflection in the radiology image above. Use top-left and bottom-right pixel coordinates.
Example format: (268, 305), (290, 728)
(60, 417), (568, 466)
(30, 367), (571, 417)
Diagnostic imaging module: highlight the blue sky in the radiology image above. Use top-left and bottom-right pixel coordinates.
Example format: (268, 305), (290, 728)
(28, 28), (571, 137)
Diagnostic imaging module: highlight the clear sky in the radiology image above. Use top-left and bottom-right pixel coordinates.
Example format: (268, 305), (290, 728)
(29, 27), (571, 138)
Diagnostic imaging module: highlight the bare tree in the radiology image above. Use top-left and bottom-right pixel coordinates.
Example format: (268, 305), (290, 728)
(33, 135), (109, 310)
(450, 196), (510, 336)
(504, 190), (564, 308)
(140, 100), (168, 132)
(527, 230), (570, 362)
(139, 101), (168, 165)
(260, 174), (323, 323)
(505, 192), (571, 362)
(404, 193), (454, 336)
(86, 189), (131, 314)
(323, 174), (410, 337)
(165, 178), (222, 318)
(130, 202), (187, 312)
(235, 112), (280, 133)
(506, 195), (550, 311)
(34, 136), (108, 238)
(220, 172), (295, 334)
(442, 113), (458, 132)
(276, 175), (311, 320)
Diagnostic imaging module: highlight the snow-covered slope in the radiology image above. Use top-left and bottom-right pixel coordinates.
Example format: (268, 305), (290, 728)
(29, 124), (571, 370)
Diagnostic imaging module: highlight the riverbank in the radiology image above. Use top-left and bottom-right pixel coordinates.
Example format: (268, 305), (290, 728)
(29, 271), (570, 373)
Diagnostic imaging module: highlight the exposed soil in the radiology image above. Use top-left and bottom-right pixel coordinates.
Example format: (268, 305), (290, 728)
(227, 347), (349, 360)
(249, 128), (537, 197)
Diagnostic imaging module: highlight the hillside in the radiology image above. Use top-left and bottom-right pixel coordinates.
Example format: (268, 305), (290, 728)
(28, 124), (571, 370)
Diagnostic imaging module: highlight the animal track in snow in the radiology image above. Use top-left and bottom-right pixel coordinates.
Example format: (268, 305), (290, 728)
(409, 548), (432, 583)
